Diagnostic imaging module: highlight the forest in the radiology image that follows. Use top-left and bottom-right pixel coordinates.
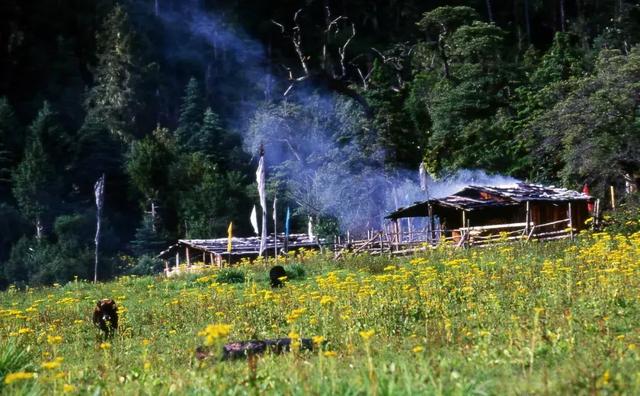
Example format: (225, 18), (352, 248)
(0, 0), (639, 287)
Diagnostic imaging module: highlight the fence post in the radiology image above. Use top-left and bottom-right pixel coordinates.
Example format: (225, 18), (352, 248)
(568, 202), (574, 240)
(525, 201), (530, 236)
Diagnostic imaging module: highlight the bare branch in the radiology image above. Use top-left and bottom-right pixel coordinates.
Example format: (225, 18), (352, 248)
(292, 9), (309, 78)
(337, 23), (356, 78)
(354, 63), (374, 90)
(270, 20), (285, 34)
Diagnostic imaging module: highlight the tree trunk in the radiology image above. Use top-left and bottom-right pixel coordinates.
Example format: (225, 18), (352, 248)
(559, 0), (566, 32)
(524, 0), (532, 42)
(486, 0), (495, 23)
(35, 217), (43, 240)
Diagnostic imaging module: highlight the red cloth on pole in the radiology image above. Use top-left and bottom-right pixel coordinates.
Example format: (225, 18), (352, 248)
(583, 184), (594, 212)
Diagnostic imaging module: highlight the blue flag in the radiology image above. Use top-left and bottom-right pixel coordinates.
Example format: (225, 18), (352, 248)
(285, 207), (291, 238)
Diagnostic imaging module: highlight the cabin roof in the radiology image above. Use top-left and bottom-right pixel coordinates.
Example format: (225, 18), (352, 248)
(157, 233), (318, 259)
(386, 182), (592, 219)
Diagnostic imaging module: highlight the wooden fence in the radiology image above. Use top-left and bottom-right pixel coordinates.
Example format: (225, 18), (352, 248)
(332, 217), (575, 258)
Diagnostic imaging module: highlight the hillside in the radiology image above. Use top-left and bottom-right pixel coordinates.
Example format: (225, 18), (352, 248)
(1, 232), (639, 394)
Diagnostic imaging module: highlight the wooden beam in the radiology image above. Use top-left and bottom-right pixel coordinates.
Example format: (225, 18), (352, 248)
(186, 247), (191, 267)
(610, 186), (616, 209)
(525, 201), (530, 234)
(568, 202), (574, 240)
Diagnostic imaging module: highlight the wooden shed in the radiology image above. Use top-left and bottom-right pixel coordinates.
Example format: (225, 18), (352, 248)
(157, 233), (320, 274)
(385, 183), (594, 246)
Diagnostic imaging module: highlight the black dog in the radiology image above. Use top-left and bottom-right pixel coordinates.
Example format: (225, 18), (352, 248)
(269, 265), (287, 288)
(93, 299), (118, 337)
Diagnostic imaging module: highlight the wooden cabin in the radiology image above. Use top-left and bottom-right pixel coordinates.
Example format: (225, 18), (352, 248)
(385, 183), (594, 246)
(157, 233), (320, 274)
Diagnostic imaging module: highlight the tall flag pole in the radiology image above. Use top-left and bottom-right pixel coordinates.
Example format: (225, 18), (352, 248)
(284, 207), (291, 252)
(308, 216), (314, 242)
(94, 174), (105, 283)
(419, 161), (430, 200)
(256, 144), (267, 257)
(250, 205), (259, 235)
(273, 196), (277, 257)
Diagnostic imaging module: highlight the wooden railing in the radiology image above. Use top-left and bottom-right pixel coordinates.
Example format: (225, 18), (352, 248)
(332, 218), (575, 258)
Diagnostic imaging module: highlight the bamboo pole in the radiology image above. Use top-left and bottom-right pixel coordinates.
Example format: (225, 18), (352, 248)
(461, 210), (467, 246)
(568, 202), (574, 240)
(525, 201), (531, 234)
(610, 186), (616, 209)
(428, 204), (434, 244)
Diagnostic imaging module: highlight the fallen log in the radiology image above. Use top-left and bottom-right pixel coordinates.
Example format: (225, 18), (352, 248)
(195, 337), (317, 361)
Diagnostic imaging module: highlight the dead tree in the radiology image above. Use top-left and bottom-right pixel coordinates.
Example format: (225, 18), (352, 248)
(271, 7), (372, 113)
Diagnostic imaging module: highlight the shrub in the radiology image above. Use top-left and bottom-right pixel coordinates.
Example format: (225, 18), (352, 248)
(602, 194), (640, 235)
(129, 255), (164, 275)
(216, 268), (245, 284)
(0, 340), (34, 389)
(284, 263), (306, 280)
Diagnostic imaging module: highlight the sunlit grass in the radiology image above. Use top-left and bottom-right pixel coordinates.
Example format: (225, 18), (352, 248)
(1, 231), (639, 394)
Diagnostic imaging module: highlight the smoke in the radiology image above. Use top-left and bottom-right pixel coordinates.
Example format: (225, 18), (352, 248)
(149, 1), (521, 234)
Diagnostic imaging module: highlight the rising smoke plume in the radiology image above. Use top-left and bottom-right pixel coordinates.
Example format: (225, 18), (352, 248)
(150, 0), (520, 235)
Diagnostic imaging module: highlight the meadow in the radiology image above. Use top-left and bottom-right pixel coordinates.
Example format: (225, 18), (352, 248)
(1, 231), (640, 395)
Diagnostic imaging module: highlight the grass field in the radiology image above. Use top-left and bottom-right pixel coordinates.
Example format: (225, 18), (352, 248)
(1, 231), (640, 395)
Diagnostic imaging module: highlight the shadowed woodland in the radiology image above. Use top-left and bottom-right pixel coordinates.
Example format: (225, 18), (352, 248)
(1, 0), (639, 287)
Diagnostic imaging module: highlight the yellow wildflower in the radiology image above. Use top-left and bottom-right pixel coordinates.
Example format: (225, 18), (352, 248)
(42, 357), (64, 370)
(47, 335), (63, 345)
(359, 330), (375, 341)
(198, 324), (232, 346)
(4, 372), (36, 384)
(63, 384), (76, 393)
(99, 342), (111, 350)
(323, 351), (337, 357)
(319, 296), (335, 306)
(412, 346), (424, 353)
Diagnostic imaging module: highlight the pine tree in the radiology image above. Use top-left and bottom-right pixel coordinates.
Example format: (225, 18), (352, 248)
(130, 213), (167, 257)
(0, 98), (22, 191)
(83, 5), (141, 142)
(176, 77), (205, 150)
(12, 136), (55, 239)
(126, 125), (174, 215)
(197, 107), (224, 159)
(27, 101), (70, 174)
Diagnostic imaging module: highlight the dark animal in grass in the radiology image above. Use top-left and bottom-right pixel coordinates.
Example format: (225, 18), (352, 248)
(195, 337), (316, 361)
(93, 299), (118, 337)
(269, 265), (287, 288)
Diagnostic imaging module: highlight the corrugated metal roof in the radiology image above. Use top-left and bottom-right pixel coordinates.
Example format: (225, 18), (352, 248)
(386, 182), (591, 219)
(157, 233), (318, 259)
(458, 183), (591, 202)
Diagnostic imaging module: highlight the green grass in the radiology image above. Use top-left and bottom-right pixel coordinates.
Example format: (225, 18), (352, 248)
(1, 232), (639, 395)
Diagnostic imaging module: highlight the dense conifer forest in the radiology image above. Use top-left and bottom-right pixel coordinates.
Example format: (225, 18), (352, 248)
(1, 0), (639, 286)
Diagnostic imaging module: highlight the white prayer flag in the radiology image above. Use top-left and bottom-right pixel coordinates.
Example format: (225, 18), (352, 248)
(250, 205), (259, 235)
(256, 152), (267, 256)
